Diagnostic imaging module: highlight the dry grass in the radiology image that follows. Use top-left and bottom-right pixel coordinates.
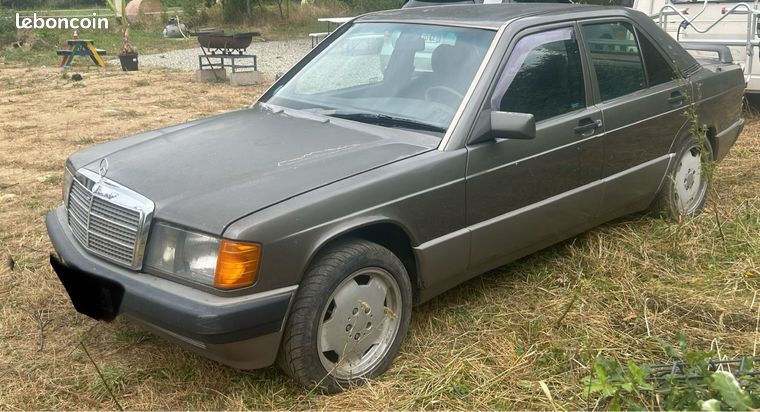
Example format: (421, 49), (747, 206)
(0, 65), (758, 410)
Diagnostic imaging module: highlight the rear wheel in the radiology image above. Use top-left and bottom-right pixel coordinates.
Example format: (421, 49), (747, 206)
(279, 239), (412, 393)
(651, 136), (713, 220)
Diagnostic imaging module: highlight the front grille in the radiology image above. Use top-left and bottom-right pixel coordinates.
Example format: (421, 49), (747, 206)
(66, 169), (154, 269)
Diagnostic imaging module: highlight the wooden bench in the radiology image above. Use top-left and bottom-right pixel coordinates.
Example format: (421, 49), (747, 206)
(309, 32), (328, 48)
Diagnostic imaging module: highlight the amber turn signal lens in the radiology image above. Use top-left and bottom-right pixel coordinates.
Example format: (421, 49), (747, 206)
(214, 240), (261, 289)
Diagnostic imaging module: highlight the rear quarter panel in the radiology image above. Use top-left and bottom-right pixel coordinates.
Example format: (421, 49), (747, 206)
(688, 64), (745, 151)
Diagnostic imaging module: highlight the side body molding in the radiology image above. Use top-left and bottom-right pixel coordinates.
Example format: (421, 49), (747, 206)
(414, 153), (674, 303)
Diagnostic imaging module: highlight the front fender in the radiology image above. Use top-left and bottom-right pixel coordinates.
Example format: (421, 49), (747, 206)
(223, 149), (468, 294)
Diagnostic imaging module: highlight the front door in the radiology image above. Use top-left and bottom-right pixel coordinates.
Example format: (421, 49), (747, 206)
(465, 25), (605, 271)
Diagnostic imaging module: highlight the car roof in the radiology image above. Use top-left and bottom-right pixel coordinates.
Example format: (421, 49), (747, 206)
(355, 3), (700, 74)
(356, 3), (611, 29)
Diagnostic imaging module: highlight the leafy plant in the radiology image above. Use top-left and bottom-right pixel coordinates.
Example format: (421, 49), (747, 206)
(682, 82), (716, 180)
(105, 0), (135, 54)
(583, 333), (759, 410)
(583, 356), (653, 410)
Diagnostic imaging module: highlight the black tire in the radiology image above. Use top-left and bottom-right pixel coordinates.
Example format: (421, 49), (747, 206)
(278, 238), (413, 393)
(651, 135), (713, 220)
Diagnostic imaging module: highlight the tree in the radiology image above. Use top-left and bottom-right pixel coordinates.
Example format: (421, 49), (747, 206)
(275, 0), (289, 19)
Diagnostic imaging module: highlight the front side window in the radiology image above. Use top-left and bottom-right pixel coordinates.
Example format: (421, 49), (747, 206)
(492, 27), (586, 122)
(582, 22), (646, 101)
(265, 23), (495, 133)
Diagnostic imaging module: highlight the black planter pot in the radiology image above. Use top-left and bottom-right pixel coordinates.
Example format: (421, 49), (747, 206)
(119, 53), (139, 71)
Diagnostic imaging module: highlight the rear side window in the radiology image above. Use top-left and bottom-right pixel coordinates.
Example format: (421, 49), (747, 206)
(637, 30), (679, 86)
(492, 27), (585, 122)
(582, 22), (646, 101)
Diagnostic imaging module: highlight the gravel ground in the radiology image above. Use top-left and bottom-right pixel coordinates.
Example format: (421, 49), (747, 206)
(111, 38), (313, 75)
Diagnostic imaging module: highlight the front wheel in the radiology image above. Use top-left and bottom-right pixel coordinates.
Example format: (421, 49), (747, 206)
(651, 135), (713, 220)
(278, 239), (412, 393)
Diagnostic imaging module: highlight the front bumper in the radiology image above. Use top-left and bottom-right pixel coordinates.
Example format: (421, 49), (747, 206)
(46, 206), (295, 369)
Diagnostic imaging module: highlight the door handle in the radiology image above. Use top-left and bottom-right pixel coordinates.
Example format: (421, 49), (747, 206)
(668, 91), (685, 105)
(574, 118), (602, 135)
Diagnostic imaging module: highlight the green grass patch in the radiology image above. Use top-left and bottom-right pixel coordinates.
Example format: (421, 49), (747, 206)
(1, 27), (194, 66)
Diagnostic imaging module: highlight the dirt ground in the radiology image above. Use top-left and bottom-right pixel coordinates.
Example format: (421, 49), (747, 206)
(0, 65), (758, 410)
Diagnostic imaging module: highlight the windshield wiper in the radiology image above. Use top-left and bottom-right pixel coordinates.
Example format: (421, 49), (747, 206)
(328, 112), (447, 133)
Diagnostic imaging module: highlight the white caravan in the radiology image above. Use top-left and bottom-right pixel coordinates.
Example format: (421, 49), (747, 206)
(633, 0), (760, 93)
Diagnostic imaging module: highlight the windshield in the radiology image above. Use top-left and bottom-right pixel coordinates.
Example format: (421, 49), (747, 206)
(264, 23), (496, 134)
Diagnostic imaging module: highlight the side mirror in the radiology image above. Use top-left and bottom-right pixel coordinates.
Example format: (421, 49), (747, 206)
(490, 111), (536, 140)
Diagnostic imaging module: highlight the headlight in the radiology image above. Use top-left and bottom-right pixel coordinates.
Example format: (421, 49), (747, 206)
(145, 222), (220, 285)
(144, 221), (261, 289)
(62, 161), (74, 205)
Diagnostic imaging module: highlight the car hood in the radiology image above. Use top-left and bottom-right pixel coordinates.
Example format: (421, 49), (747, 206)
(69, 105), (439, 235)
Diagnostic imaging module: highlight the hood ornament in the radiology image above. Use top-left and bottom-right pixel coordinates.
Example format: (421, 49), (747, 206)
(98, 158), (109, 181)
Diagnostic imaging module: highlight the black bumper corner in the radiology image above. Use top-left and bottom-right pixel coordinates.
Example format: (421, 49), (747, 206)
(714, 118), (745, 162)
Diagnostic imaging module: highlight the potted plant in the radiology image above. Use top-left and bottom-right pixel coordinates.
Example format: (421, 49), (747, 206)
(107, 0), (139, 71)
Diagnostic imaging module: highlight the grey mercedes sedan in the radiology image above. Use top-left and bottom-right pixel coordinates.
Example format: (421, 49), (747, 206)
(47, 3), (745, 392)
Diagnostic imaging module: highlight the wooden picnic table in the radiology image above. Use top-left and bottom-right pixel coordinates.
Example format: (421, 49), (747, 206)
(57, 39), (107, 68)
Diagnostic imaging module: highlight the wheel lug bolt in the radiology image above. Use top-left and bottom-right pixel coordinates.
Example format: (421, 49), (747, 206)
(352, 308), (358, 315)
(366, 322), (371, 329)
(354, 333), (360, 340)
(364, 306), (370, 314)
(346, 324), (352, 332)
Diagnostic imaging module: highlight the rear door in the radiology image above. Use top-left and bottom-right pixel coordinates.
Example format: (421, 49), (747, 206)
(579, 20), (686, 217)
(465, 25), (605, 270)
